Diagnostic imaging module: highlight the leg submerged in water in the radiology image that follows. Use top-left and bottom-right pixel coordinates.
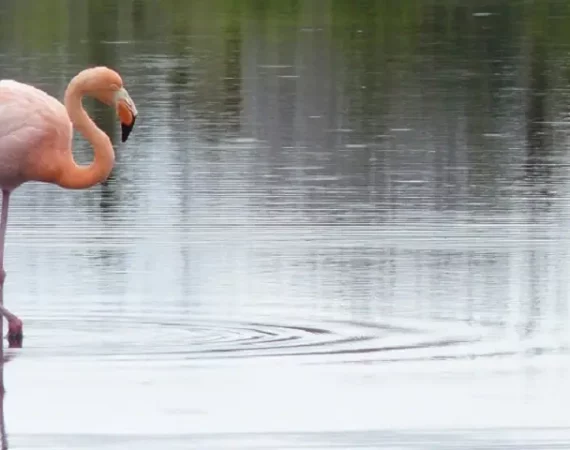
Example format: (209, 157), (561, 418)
(0, 190), (22, 345)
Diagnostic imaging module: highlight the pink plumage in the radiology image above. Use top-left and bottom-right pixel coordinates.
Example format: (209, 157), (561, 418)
(0, 80), (72, 190)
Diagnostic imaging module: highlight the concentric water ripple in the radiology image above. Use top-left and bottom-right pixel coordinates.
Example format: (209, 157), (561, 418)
(12, 309), (495, 364)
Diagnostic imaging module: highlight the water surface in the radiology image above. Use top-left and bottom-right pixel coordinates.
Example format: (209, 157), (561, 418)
(1, 1), (570, 448)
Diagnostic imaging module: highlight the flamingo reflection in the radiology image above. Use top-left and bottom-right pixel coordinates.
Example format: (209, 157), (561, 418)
(0, 336), (18, 449)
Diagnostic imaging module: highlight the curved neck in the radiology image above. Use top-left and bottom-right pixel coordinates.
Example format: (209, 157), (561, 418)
(57, 75), (115, 189)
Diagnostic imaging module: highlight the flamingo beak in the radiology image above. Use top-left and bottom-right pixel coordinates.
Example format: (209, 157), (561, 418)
(115, 88), (138, 143)
(121, 116), (136, 143)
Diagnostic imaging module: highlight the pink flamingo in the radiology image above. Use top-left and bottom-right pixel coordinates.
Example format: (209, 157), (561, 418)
(0, 66), (138, 345)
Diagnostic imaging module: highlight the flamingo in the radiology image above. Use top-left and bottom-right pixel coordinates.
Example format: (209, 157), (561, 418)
(0, 66), (138, 345)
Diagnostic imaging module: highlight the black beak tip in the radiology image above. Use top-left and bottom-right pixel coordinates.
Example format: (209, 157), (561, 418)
(121, 116), (136, 143)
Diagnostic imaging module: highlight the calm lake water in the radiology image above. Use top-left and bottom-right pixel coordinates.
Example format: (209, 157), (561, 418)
(1, 0), (570, 448)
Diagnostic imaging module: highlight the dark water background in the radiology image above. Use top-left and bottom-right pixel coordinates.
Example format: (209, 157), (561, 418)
(1, 0), (570, 448)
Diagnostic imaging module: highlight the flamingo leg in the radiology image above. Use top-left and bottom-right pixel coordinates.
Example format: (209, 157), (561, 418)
(0, 190), (22, 346)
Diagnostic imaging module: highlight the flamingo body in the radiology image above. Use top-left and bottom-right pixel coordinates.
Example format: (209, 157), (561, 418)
(0, 80), (72, 189)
